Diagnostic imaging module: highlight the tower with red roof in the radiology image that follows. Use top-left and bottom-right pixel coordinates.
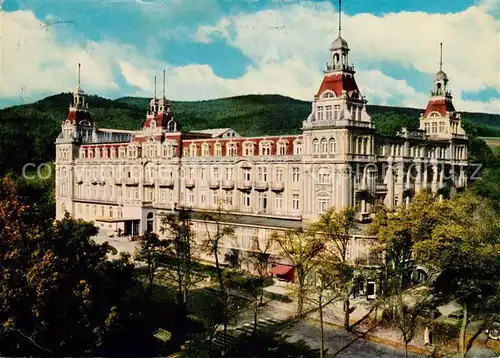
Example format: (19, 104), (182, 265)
(419, 43), (467, 139)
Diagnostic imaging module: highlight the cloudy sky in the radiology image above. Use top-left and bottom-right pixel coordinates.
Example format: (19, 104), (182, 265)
(1, 0), (499, 113)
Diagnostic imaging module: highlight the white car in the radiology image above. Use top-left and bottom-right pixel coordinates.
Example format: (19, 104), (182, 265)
(485, 322), (500, 340)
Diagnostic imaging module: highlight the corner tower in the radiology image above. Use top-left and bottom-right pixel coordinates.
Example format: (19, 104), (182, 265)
(419, 43), (466, 139)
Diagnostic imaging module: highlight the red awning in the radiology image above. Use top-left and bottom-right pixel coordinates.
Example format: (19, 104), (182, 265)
(269, 264), (293, 276)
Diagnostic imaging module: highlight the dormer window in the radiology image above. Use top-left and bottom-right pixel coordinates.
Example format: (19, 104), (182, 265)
(214, 143), (222, 156)
(202, 143), (210, 156)
(88, 149), (94, 159)
(189, 143), (197, 156)
(110, 147), (116, 158)
(119, 147), (126, 158)
(102, 148), (108, 159)
(95, 148), (101, 159)
(227, 143), (237, 156)
(243, 142), (254, 156)
(80, 148), (86, 159)
(277, 140), (287, 155)
(127, 145), (137, 158)
(259, 141), (272, 156)
(293, 140), (303, 155)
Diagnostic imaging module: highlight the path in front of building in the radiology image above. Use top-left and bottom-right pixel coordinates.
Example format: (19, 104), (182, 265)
(92, 235), (498, 357)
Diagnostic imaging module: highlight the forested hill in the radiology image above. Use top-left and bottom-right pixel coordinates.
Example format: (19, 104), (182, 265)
(0, 92), (498, 173)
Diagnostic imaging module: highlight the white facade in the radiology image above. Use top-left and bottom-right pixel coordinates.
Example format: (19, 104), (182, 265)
(55, 33), (468, 267)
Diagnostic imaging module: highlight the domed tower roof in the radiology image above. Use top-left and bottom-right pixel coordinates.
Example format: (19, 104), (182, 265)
(330, 35), (349, 51)
(435, 69), (448, 82)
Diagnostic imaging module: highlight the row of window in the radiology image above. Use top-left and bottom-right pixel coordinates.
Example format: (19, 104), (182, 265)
(183, 140), (304, 157)
(79, 144), (177, 160)
(75, 204), (123, 218)
(314, 104), (363, 122)
(424, 121), (447, 134)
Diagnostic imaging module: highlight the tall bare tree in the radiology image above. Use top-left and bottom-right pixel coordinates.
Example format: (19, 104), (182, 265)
(272, 228), (325, 317)
(309, 206), (358, 330)
(200, 202), (236, 355)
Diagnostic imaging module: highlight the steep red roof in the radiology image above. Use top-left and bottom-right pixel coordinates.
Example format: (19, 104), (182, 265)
(424, 98), (456, 117)
(67, 110), (92, 124)
(317, 73), (359, 97)
(143, 112), (172, 129)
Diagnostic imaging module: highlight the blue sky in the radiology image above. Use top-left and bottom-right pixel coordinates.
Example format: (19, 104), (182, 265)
(1, 0), (499, 113)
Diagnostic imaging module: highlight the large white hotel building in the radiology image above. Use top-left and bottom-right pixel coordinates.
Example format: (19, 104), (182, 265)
(55, 25), (468, 273)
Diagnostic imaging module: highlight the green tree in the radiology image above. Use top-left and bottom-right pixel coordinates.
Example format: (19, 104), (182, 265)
(134, 231), (167, 299)
(0, 177), (135, 356)
(414, 192), (500, 358)
(309, 206), (358, 330)
(272, 228), (325, 317)
(160, 208), (198, 310)
(201, 202), (236, 354)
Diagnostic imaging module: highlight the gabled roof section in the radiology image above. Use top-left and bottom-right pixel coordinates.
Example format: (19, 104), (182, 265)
(424, 98), (456, 117)
(317, 73), (359, 98)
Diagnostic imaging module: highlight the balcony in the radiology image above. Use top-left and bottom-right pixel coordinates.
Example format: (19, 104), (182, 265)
(98, 179), (106, 185)
(254, 181), (268, 191)
(185, 179), (195, 188)
(125, 177), (139, 185)
(355, 183), (369, 192)
(114, 177), (123, 185)
(376, 183), (387, 192)
(209, 179), (220, 189)
(75, 177), (83, 184)
(143, 177), (154, 186)
(91, 178), (98, 184)
(237, 180), (252, 191)
(302, 119), (374, 130)
(270, 182), (284, 192)
(158, 178), (174, 188)
(222, 180), (234, 190)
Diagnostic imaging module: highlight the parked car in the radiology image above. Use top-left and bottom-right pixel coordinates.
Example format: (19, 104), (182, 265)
(485, 322), (500, 340)
(443, 310), (464, 325)
(417, 306), (441, 319)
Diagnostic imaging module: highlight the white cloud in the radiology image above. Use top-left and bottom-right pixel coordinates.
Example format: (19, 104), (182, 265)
(1, 6), (498, 116)
(194, 2), (499, 112)
(0, 11), (120, 101)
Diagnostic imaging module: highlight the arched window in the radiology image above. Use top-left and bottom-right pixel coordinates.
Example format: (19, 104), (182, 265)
(320, 138), (328, 154)
(109, 206), (113, 218)
(329, 138), (336, 154)
(226, 143), (237, 156)
(189, 143), (197, 156)
(312, 139), (319, 154)
(146, 212), (154, 232)
(202, 143), (210, 156)
(322, 92), (334, 99)
(294, 140), (303, 155)
(243, 142), (254, 156)
(214, 143), (222, 156)
(259, 141), (272, 156)
(277, 140), (287, 155)
(61, 202), (66, 214)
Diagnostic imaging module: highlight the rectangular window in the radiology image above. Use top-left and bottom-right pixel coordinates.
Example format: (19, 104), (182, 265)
(213, 193), (219, 205)
(439, 121), (445, 133)
(317, 106), (324, 121)
(258, 167), (268, 182)
(334, 105), (340, 120)
(244, 193), (251, 207)
(243, 168), (251, 181)
(212, 167), (219, 180)
(224, 192), (233, 206)
(325, 105), (332, 120)
(259, 193), (268, 213)
(292, 168), (300, 183)
(275, 194), (283, 210)
(200, 167), (205, 180)
(292, 194), (299, 211)
(424, 122), (430, 133)
(318, 197), (330, 213)
(225, 167), (233, 180)
(275, 168), (284, 182)
(431, 122), (437, 134)
(201, 194), (206, 204)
